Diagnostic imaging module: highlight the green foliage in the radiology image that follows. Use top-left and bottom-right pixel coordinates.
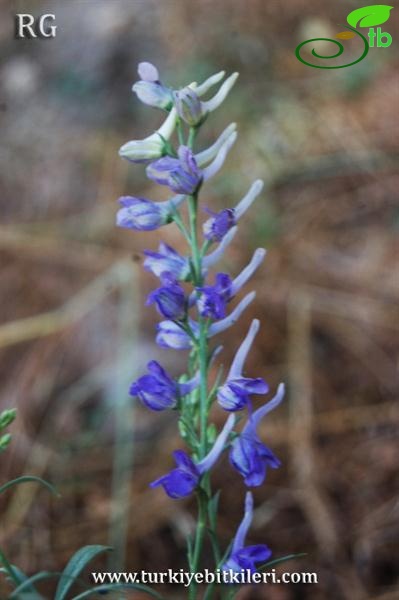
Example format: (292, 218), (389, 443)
(0, 408), (17, 453)
(347, 5), (393, 28)
(54, 545), (112, 600)
(0, 475), (59, 496)
(71, 583), (164, 599)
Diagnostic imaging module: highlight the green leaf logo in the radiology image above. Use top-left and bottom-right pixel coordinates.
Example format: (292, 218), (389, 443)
(347, 5), (393, 28)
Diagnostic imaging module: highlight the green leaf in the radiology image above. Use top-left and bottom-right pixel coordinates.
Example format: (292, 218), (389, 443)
(186, 534), (194, 569)
(259, 552), (307, 571)
(208, 490), (221, 529)
(347, 5), (393, 28)
(10, 572), (59, 599)
(0, 476), (59, 496)
(54, 545), (112, 600)
(0, 408), (17, 430)
(71, 583), (164, 600)
(0, 551), (26, 588)
(0, 433), (12, 453)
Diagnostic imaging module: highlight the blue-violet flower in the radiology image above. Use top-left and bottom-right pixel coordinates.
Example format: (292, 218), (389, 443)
(132, 62), (173, 111)
(144, 242), (191, 280)
(116, 195), (185, 232)
(150, 414), (235, 498)
(146, 273), (186, 320)
(147, 146), (203, 195)
(130, 360), (199, 411)
(230, 383), (284, 486)
(217, 319), (268, 411)
(222, 492), (272, 574)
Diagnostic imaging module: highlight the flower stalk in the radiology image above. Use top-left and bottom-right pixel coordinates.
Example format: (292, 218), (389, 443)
(117, 62), (285, 600)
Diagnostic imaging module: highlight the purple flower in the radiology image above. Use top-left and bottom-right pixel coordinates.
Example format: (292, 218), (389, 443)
(193, 248), (265, 315)
(116, 195), (184, 231)
(202, 180), (264, 242)
(156, 292), (256, 351)
(174, 87), (203, 126)
(144, 242), (190, 280)
(132, 62), (173, 110)
(196, 273), (232, 319)
(223, 492), (271, 574)
(147, 146), (203, 195)
(217, 320), (268, 411)
(150, 415), (235, 498)
(203, 208), (236, 242)
(147, 273), (186, 320)
(230, 384), (284, 486)
(156, 320), (192, 350)
(151, 450), (199, 499)
(130, 360), (199, 411)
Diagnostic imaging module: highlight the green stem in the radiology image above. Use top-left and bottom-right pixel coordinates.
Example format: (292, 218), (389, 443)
(176, 118), (185, 146)
(188, 194), (202, 283)
(188, 491), (207, 600)
(188, 126), (198, 148)
(198, 319), (209, 456)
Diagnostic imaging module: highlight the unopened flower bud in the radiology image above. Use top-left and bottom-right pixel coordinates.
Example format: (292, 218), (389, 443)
(174, 87), (203, 126)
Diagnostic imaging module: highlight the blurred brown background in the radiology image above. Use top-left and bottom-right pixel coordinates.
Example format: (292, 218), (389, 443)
(1, 0), (398, 598)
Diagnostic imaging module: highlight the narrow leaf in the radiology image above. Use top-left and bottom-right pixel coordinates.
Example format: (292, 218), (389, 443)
(10, 572), (59, 598)
(0, 476), (59, 496)
(71, 583), (164, 600)
(259, 552), (307, 571)
(55, 545), (112, 600)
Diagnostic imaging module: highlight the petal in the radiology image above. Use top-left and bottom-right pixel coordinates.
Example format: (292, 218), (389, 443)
(231, 248), (267, 296)
(202, 131), (237, 181)
(235, 180), (264, 220)
(231, 377), (269, 395)
(248, 383), (285, 432)
(237, 544), (272, 564)
(197, 414), (235, 474)
(209, 292), (256, 337)
(227, 319), (260, 379)
(157, 470), (198, 499)
(203, 226), (238, 270)
(217, 382), (249, 411)
(147, 360), (174, 385)
(156, 321), (192, 350)
(138, 62), (159, 82)
(191, 70), (225, 96)
(231, 492), (254, 553)
(201, 72), (239, 113)
(196, 123), (237, 166)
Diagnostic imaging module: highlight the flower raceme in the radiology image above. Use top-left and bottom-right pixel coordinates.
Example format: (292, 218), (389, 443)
(116, 61), (286, 594)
